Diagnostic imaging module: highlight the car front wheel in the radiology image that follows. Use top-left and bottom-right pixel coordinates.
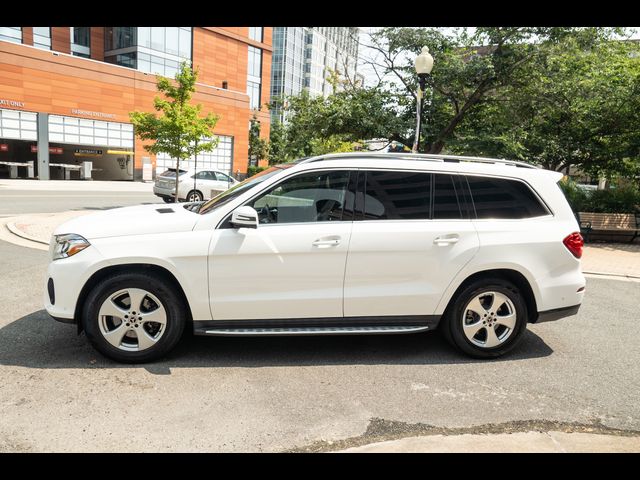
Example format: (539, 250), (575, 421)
(441, 278), (528, 359)
(82, 272), (186, 363)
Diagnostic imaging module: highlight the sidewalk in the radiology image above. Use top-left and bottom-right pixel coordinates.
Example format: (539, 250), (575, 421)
(3, 209), (640, 278)
(335, 431), (640, 453)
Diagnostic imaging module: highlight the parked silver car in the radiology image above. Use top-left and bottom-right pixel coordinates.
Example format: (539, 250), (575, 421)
(153, 167), (238, 203)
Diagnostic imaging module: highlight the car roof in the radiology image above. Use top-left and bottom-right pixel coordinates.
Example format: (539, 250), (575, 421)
(290, 152), (561, 181)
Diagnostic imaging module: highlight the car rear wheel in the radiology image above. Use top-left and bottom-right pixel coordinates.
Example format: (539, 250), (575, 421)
(82, 272), (186, 363)
(441, 278), (528, 359)
(162, 197), (174, 203)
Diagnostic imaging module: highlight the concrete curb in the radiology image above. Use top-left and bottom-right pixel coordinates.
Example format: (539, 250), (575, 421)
(583, 270), (640, 280)
(6, 221), (49, 245)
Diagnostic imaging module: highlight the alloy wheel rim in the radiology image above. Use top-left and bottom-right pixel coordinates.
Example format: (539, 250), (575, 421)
(462, 291), (516, 348)
(188, 192), (201, 202)
(98, 288), (167, 352)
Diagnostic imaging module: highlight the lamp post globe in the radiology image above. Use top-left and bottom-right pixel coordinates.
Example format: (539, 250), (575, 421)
(415, 46), (434, 76)
(412, 46), (434, 153)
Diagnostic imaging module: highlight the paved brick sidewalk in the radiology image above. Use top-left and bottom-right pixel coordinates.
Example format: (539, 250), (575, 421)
(3, 210), (640, 278)
(581, 242), (640, 278)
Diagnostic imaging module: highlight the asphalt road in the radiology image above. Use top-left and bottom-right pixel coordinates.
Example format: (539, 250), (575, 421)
(0, 183), (160, 215)
(0, 235), (638, 452)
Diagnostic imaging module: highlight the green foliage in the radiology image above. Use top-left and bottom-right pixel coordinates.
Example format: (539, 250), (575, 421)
(129, 62), (219, 197)
(559, 179), (640, 213)
(459, 37), (640, 178)
(275, 27), (638, 180)
(249, 114), (269, 165)
(558, 179), (591, 212)
(268, 119), (289, 164)
(247, 165), (267, 177)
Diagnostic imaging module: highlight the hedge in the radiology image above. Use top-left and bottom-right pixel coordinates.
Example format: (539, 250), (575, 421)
(559, 180), (640, 213)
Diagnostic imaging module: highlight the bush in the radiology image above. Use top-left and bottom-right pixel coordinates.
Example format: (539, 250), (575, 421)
(247, 165), (267, 177)
(559, 179), (640, 213)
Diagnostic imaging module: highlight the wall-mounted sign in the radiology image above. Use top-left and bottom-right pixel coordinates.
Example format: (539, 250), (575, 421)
(71, 109), (116, 119)
(74, 148), (103, 157)
(0, 99), (25, 109)
(0, 144), (8, 151)
(106, 149), (134, 155)
(30, 145), (63, 154)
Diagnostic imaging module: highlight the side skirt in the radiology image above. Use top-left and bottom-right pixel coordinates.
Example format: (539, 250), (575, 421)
(193, 315), (440, 336)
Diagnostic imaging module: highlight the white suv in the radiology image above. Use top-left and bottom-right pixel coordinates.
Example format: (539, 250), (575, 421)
(153, 167), (237, 203)
(44, 153), (585, 363)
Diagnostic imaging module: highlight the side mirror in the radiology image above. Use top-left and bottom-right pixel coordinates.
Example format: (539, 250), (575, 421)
(231, 206), (259, 229)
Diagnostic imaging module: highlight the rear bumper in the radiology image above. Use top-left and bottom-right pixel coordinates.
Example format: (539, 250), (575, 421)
(534, 304), (581, 323)
(153, 185), (175, 198)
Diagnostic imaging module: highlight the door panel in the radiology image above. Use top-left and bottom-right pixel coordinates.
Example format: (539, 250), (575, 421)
(208, 169), (354, 321)
(344, 220), (479, 317)
(209, 223), (352, 320)
(343, 170), (479, 317)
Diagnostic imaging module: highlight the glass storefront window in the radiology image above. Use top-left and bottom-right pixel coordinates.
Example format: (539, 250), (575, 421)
(104, 27), (191, 78)
(0, 27), (22, 44)
(138, 27), (151, 49)
(71, 27), (91, 58)
(249, 27), (263, 42)
(33, 27), (51, 50)
(178, 28), (191, 58)
(165, 27), (179, 56)
(150, 27), (165, 52)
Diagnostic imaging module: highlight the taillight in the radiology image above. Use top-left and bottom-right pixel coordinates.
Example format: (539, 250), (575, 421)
(563, 232), (584, 259)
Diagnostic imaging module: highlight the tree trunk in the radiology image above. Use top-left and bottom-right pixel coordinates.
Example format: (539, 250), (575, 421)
(425, 80), (492, 155)
(174, 157), (181, 202)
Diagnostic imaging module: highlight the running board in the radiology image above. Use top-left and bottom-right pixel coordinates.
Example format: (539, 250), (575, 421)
(197, 325), (430, 337)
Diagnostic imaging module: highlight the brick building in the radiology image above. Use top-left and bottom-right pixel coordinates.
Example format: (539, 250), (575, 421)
(0, 27), (272, 181)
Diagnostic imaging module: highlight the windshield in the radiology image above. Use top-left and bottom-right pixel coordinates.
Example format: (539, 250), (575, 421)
(198, 165), (293, 214)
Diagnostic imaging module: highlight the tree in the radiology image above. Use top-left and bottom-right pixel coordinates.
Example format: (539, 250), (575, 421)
(248, 114), (269, 167)
(130, 62), (219, 201)
(275, 28), (622, 154)
(453, 37), (640, 178)
(268, 119), (289, 164)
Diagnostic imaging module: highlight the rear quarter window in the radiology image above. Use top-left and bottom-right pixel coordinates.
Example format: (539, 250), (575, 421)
(466, 175), (549, 219)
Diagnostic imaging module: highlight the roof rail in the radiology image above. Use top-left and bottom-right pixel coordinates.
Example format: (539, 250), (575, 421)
(299, 152), (538, 169)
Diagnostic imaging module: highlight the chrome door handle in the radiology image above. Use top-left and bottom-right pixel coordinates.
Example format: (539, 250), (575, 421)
(434, 234), (460, 246)
(312, 238), (341, 247)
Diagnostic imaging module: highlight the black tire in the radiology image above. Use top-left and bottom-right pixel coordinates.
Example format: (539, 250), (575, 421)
(440, 278), (528, 359)
(186, 190), (203, 202)
(82, 272), (187, 363)
(162, 197), (174, 203)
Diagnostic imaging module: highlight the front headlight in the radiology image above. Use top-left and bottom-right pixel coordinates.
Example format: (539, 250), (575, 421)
(52, 234), (90, 260)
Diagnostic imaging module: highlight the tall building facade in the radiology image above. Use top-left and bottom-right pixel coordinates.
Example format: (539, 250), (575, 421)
(0, 27), (271, 181)
(270, 27), (362, 123)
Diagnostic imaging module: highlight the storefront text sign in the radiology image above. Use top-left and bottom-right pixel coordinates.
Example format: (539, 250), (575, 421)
(30, 145), (63, 154)
(0, 99), (25, 108)
(74, 148), (103, 157)
(71, 109), (116, 119)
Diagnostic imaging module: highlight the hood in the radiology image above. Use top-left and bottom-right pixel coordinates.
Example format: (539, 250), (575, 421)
(53, 204), (199, 240)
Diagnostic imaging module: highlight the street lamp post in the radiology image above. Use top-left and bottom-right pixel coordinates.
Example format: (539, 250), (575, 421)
(412, 46), (434, 153)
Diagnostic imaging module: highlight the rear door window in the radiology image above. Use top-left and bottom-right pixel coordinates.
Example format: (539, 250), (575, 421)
(433, 174), (463, 219)
(363, 170), (431, 220)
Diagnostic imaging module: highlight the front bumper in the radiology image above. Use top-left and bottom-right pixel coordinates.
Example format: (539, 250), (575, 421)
(43, 244), (107, 322)
(534, 304), (581, 323)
